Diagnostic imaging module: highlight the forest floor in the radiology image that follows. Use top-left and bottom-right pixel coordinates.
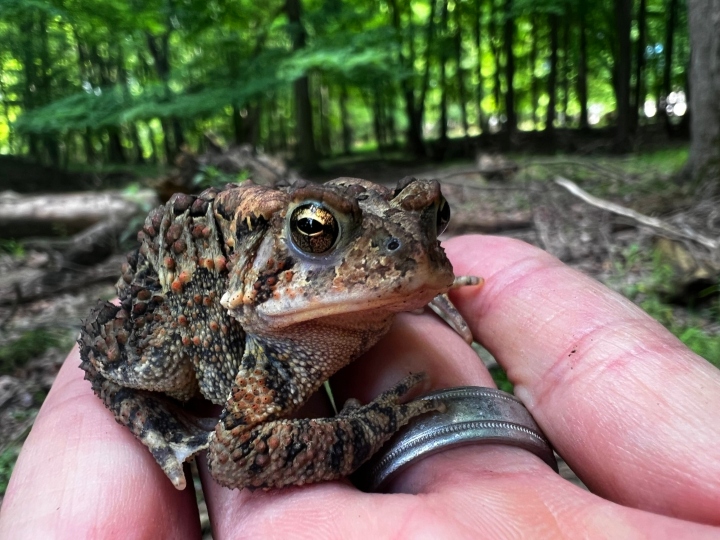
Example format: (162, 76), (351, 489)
(1, 144), (719, 535)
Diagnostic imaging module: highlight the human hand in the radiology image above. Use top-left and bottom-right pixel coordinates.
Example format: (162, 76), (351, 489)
(1, 235), (719, 538)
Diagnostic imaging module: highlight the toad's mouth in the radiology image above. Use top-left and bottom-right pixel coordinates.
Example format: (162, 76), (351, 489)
(238, 278), (453, 332)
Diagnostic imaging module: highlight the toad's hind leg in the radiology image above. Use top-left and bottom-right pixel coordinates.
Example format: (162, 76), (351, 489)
(79, 356), (214, 490)
(206, 373), (442, 489)
(79, 302), (215, 490)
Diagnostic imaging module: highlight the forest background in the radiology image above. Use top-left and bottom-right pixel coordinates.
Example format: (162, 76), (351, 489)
(0, 0), (714, 175)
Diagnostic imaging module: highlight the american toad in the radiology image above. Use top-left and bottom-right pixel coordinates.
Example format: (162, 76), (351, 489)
(78, 177), (477, 490)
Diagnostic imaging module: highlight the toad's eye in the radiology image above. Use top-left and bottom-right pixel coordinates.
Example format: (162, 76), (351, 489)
(437, 196), (451, 235)
(290, 203), (339, 254)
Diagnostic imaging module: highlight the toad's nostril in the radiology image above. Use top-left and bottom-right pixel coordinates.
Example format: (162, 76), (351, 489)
(386, 238), (401, 251)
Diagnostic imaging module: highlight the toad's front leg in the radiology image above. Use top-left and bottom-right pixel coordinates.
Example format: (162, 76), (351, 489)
(207, 372), (440, 489)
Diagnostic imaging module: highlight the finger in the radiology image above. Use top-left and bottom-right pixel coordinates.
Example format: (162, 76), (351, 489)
(445, 234), (720, 525)
(0, 346), (200, 538)
(199, 445), (720, 540)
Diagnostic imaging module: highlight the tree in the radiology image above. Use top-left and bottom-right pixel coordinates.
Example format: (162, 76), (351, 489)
(286, 0), (318, 172)
(503, 0), (517, 133)
(631, 0), (647, 131)
(660, 0), (680, 132)
(0, 0), (695, 167)
(613, 0), (633, 150)
(545, 13), (559, 133)
(576, 0), (589, 129)
(687, 0), (720, 183)
(473, 0), (488, 132)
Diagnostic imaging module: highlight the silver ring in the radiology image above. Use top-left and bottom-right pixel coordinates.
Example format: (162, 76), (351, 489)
(354, 386), (558, 492)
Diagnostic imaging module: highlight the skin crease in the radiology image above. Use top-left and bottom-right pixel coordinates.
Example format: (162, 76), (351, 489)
(1, 234), (719, 539)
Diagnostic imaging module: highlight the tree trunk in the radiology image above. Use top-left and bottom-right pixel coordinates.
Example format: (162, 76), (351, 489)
(614, 0), (633, 151)
(632, 0), (648, 130)
(37, 14), (60, 166)
(661, 0), (679, 131)
(20, 14), (41, 161)
(82, 128), (96, 164)
(232, 106), (244, 144)
(577, 3), (589, 129)
(503, 0), (516, 133)
(146, 31), (184, 160)
(415, 0), (438, 153)
(439, 0), (449, 150)
(339, 84), (353, 154)
(473, 0), (487, 132)
(560, 17), (570, 126)
(545, 15), (559, 133)
(453, 3), (469, 137)
(172, 119), (185, 152)
(117, 44), (143, 164)
(87, 39), (126, 164)
(387, 0), (426, 156)
(266, 96), (277, 153)
(146, 122), (159, 164)
(286, 0), (319, 171)
(530, 17), (539, 128)
(278, 96), (289, 152)
(160, 118), (174, 164)
(388, 0), (424, 156)
(489, 0), (503, 117)
(232, 104), (259, 146)
(385, 88), (398, 147)
(687, 0), (720, 183)
(293, 76), (318, 170)
(107, 126), (126, 164)
(319, 83), (332, 155)
(372, 89), (386, 151)
(0, 76), (14, 152)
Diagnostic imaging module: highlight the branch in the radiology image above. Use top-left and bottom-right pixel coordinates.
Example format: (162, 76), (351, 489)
(554, 176), (719, 251)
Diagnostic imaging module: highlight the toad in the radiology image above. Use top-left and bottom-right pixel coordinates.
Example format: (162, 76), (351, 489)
(78, 177), (478, 490)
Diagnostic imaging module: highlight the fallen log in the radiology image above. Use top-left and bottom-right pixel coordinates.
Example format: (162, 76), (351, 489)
(23, 217), (129, 266)
(0, 254), (124, 306)
(0, 190), (156, 238)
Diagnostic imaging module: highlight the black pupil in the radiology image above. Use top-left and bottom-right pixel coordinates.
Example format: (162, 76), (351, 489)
(298, 217), (323, 235)
(290, 203), (339, 254)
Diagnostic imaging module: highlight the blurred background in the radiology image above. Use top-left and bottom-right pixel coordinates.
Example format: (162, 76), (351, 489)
(0, 0), (705, 172)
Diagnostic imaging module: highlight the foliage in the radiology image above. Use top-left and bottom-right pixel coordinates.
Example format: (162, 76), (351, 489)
(678, 327), (720, 368)
(192, 165), (250, 189)
(0, 0), (692, 163)
(489, 365), (514, 393)
(614, 245), (720, 369)
(0, 240), (25, 257)
(0, 445), (21, 496)
(0, 328), (63, 375)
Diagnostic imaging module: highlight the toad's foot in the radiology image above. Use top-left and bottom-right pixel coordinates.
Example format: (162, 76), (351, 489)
(429, 275), (483, 343)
